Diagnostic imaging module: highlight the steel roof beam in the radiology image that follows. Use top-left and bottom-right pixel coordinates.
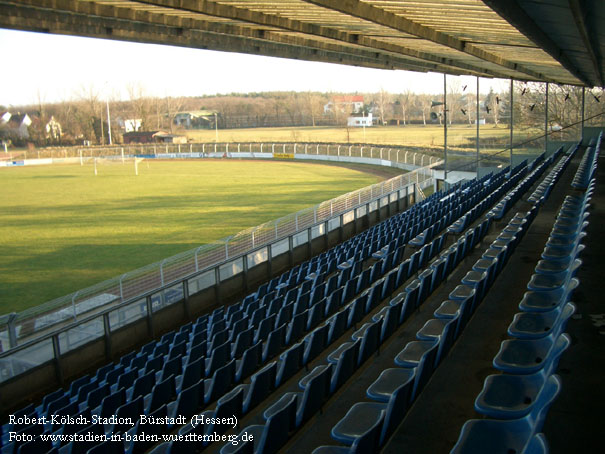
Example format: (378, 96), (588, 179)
(483, 0), (594, 86)
(304, 0), (553, 82)
(568, 0), (603, 87)
(134, 0), (531, 80)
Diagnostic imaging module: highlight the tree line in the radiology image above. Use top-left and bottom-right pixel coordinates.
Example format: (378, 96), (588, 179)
(1, 82), (602, 147)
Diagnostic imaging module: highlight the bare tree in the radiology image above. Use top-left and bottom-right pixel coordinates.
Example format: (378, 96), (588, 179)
(127, 82), (153, 131)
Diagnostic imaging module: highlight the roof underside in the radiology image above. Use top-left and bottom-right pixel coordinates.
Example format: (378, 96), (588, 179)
(1, 0), (603, 87)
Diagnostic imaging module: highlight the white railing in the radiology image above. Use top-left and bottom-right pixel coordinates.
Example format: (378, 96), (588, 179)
(0, 144), (440, 357)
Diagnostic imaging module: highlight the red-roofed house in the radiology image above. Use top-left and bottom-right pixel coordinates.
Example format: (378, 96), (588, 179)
(324, 95), (364, 114)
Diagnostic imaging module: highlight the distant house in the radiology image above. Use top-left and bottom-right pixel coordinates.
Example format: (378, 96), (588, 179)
(0, 111), (11, 124)
(123, 130), (187, 144)
(6, 113), (32, 139)
(347, 113), (373, 127)
(154, 132), (187, 144)
(324, 95), (364, 114)
(123, 130), (161, 144)
(173, 110), (217, 129)
(45, 116), (62, 140)
(125, 119), (142, 133)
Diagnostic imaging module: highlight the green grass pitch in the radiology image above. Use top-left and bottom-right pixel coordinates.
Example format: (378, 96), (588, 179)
(0, 159), (381, 313)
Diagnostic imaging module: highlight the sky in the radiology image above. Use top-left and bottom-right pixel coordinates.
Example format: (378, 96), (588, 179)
(0, 28), (506, 107)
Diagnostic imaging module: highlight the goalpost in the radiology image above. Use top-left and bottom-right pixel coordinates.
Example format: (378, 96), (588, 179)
(92, 156), (145, 175)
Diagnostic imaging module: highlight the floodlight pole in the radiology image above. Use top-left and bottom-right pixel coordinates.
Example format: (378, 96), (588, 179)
(106, 98), (112, 145)
(443, 73), (448, 185)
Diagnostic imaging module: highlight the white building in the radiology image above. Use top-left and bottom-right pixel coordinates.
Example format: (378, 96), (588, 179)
(347, 113), (373, 127)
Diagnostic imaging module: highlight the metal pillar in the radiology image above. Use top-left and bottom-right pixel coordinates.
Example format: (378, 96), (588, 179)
(443, 74), (448, 184)
(545, 83), (549, 154)
(510, 79), (514, 170)
(581, 87), (586, 142)
(476, 76), (480, 171)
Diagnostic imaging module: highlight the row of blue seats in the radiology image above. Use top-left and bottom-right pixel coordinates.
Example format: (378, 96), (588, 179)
(311, 195), (541, 453)
(142, 161), (538, 454)
(527, 144), (578, 205)
(571, 134), (601, 189)
(207, 166), (540, 453)
(450, 178), (594, 453)
(2, 163), (524, 454)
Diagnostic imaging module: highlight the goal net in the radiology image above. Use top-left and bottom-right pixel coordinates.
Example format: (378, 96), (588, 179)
(91, 156), (145, 175)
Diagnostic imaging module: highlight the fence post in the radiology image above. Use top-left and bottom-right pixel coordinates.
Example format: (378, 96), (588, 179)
(160, 259), (166, 286)
(52, 335), (64, 385)
(7, 313), (18, 348)
(380, 148), (384, 159)
(103, 313), (112, 360)
(361, 146), (364, 157)
(272, 143), (275, 154)
(119, 274), (126, 302)
(202, 143), (205, 154)
(421, 155), (425, 166)
(305, 144), (308, 155)
(261, 143), (263, 153)
(283, 144), (286, 153)
(194, 246), (203, 272)
(295, 212), (299, 231)
(226, 143), (229, 154)
(413, 153), (417, 165)
(294, 143), (297, 154)
(349, 145), (352, 157)
(71, 291), (80, 320)
(316, 144), (319, 155)
(314, 206), (317, 224)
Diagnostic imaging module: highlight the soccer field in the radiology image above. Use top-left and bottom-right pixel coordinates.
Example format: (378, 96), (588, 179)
(0, 159), (382, 313)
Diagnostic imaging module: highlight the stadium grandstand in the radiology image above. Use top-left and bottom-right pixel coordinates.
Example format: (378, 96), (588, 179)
(0, 1), (604, 454)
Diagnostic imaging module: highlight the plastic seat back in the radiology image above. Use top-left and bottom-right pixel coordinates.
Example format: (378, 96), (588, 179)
(330, 340), (360, 393)
(236, 341), (262, 383)
(276, 342), (304, 387)
(358, 321), (381, 365)
(148, 375), (176, 413)
(206, 340), (231, 377)
(257, 394), (298, 454)
(243, 362), (277, 413)
(303, 324), (329, 365)
(297, 364), (332, 426)
(205, 359), (236, 404)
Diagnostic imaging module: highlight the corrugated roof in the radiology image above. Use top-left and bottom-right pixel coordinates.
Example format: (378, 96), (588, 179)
(1, 0), (603, 87)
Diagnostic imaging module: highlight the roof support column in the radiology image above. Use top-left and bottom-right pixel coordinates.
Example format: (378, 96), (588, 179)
(444, 73), (448, 186)
(510, 78), (514, 171)
(476, 76), (480, 172)
(581, 87), (586, 143)
(544, 82), (549, 155)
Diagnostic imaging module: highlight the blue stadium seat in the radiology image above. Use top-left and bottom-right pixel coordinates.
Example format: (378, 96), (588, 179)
(311, 412), (383, 454)
(263, 364), (332, 428)
(474, 371), (553, 419)
(450, 375), (561, 454)
(493, 333), (570, 375)
(275, 342), (303, 387)
(508, 302), (575, 339)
